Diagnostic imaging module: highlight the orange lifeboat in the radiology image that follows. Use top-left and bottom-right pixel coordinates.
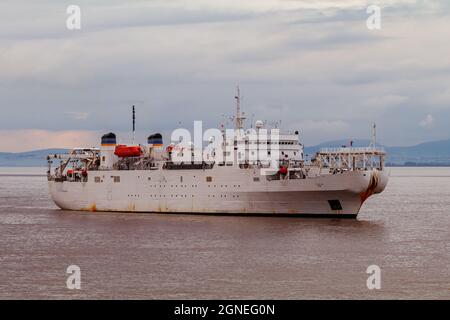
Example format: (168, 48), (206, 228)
(114, 145), (142, 158)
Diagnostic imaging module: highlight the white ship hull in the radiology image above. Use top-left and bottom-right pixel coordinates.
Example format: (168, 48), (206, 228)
(49, 167), (388, 217)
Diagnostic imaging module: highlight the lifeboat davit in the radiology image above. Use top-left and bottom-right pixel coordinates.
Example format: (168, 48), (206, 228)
(114, 145), (142, 158)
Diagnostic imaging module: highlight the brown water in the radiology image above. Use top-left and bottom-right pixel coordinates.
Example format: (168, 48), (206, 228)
(0, 167), (449, 299)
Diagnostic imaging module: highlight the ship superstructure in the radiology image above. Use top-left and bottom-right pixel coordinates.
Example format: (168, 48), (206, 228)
(47, 90), (388, 217)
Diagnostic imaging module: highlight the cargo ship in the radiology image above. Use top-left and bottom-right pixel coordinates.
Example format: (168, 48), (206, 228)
(47, 90), (388, 217)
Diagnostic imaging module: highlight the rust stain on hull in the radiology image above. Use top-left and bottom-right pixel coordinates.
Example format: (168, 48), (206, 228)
(360, 172), (379, 205)
(127, 203), (136, 212)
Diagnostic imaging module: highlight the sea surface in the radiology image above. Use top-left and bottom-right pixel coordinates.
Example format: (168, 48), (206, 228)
(0, 167), (449, 299)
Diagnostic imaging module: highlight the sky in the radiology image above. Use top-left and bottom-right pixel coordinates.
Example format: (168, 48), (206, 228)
(0, 0), (449, 152)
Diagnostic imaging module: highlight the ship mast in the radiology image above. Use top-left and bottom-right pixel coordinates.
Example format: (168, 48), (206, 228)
(234, 86), (245, 131)
(369, 122), (376, 148)
(132, 105), (136, 145)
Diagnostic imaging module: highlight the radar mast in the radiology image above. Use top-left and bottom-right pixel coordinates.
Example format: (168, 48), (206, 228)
(234, 86), (245, 131)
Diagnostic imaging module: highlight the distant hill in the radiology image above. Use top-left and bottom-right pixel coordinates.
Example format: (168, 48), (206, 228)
(385, 140), (450, 165)
(0, 149), (68, 167)
(1, 139), (450, 166)
(304, 139), (450, 166)
(303, 139), (374, 155)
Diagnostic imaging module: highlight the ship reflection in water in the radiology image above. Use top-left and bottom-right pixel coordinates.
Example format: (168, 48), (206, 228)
(0, 167), (449, 299)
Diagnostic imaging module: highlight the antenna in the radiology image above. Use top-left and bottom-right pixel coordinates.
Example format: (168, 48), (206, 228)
(132, 105), (136, 145)
(234, 85), (246, 131)
(370, 122), (376, 148)
(234, 86), (241, 130)
(220, 114), (227, 132)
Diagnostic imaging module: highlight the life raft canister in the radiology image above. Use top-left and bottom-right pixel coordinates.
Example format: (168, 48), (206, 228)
(114, 145), (143, 158)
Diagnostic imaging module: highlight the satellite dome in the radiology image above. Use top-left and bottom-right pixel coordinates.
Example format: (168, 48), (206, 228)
(255, 120), (264, 129)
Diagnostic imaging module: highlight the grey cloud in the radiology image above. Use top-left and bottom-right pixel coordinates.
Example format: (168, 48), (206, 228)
(1, 1), (450, 150)
(0, 1), (257, 41)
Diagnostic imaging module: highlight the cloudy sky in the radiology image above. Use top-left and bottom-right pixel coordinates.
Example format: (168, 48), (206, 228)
(1, 0), (449, 152)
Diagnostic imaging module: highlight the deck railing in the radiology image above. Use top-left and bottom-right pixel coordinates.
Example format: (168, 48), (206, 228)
(319, 147), (385, 154)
